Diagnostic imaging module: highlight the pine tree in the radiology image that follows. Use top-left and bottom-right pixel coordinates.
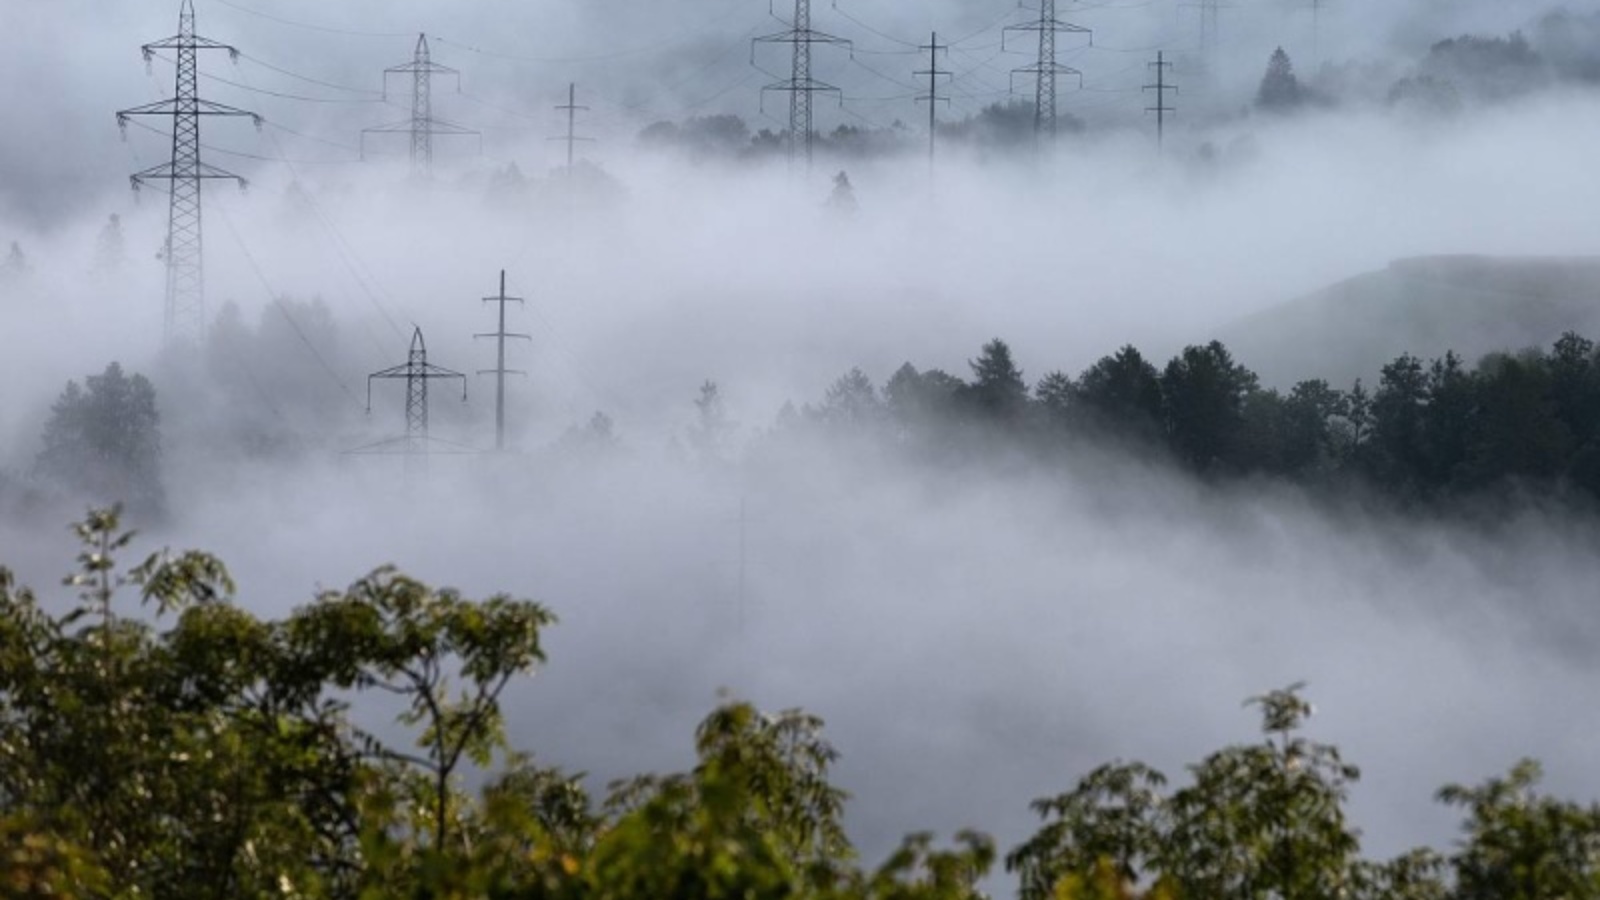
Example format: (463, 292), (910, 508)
(1256, 47), (1304, 111)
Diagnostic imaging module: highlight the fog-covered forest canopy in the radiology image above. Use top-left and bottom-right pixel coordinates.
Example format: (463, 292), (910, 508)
(8, 0), (1600, 894)
(773, 331), (1600, 511)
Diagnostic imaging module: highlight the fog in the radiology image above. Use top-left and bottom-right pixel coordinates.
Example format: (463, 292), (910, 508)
(5, 0), (1600, 881)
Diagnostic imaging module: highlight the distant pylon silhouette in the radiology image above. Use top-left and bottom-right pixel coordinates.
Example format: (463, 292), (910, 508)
(362, 34), (480, 177)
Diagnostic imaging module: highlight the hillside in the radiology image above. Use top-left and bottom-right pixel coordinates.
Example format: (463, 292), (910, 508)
(1219, 255), (1600, 387)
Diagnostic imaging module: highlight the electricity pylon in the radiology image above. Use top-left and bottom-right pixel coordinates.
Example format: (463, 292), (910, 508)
(117, 0), (261, 348)
(754, 0), (852, 175)
(361, 34), (479, 178)
(475, 271), (529, 452)
(550, 83), (593, 173)
(1005, 0), (1091, 144)
(915, 32), (952, 168)
(358, 326), (469, 477)
(1144, 51), (1177, 151)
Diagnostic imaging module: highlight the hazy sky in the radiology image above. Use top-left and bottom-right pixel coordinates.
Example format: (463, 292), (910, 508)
(8, 0), (1599, 224)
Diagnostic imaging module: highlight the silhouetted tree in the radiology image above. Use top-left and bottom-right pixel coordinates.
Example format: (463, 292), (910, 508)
(1421, 31), (1549, 102)
(1420, 352), (1474, 487)
(886, 363), (964, 435)
(965, 339), (1029, 418)
(688, 380), (732, 462)
(813, 367), (882, 431)
(1464, 351), (1569, 485)
(1257, 48), (1305, 111)
(828, 171), (859, 216)
(1034, 372), (1075, 424)
(1160, 342), (1258, 472)
(2, 240), (31, 283)
(1368, 353), (1429, 490)
(35, 363), (165, 518)
(1073, 346), (1164, 440)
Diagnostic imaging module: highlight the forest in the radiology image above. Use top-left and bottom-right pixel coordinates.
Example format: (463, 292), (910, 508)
(3, 506), (1599, 898)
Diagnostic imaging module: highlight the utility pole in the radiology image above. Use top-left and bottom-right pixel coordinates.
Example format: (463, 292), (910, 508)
(915, 32), (952, 169)
(1005, 0), (1091, 145)
(117, 0), (261, 349)
(1144, 51), (1177, 152)
(754, 0), (852, 175)
(361, 34), (479, 178)
(362, 327), (468, 478)
(550, 83), (593, 173)
(475, 270), (529, 452)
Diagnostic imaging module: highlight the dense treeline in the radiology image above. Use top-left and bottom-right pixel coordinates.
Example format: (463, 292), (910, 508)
(4, 509), (1600, 898)
(775, 332), (1600, 509)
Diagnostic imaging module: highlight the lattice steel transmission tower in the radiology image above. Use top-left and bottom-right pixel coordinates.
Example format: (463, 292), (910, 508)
(1005, 0), (1091, 144)
(117, 0), (261, 348)
(754, 0), (851, 174)
(360, 327), (468, 476)
(362, 34), (479, 177)
(475, 271), (529, 452)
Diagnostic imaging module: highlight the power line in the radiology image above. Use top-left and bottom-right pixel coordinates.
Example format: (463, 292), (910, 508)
(950, 7), (1028, 48)
(147, 51), (383, 104)
(120, 115), (357, 165)
(236, 52), (384, 95)
(208, 0), (413, 39)
(828, 1), (917, 48)
(428, 0), (753, 65)
(214, 204), (365, 408)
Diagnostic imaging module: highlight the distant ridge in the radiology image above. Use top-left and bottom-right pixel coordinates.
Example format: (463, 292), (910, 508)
(1218, 255), (1600, 388)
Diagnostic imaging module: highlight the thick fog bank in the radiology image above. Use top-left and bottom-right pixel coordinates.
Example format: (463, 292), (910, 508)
(4, 431), (1581, 872)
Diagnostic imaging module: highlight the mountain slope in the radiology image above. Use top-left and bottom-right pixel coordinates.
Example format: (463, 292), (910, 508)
(1218, 255), (1600, 387)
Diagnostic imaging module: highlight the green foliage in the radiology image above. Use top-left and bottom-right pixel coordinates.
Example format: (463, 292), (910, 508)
(9, 515), (1600, 899)
(1010, 684), (1364, 900)
(1439, 760), (1600, 900)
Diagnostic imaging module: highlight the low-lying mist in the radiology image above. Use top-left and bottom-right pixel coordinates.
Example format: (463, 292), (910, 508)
(5, 28), (1600, 876)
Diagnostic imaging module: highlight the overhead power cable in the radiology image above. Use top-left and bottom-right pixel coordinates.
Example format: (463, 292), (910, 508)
(237, 52), (385, 95)
(209, 0), (414, 38)
(147, 52), (383, 104)
(214, 205), (366, 409)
